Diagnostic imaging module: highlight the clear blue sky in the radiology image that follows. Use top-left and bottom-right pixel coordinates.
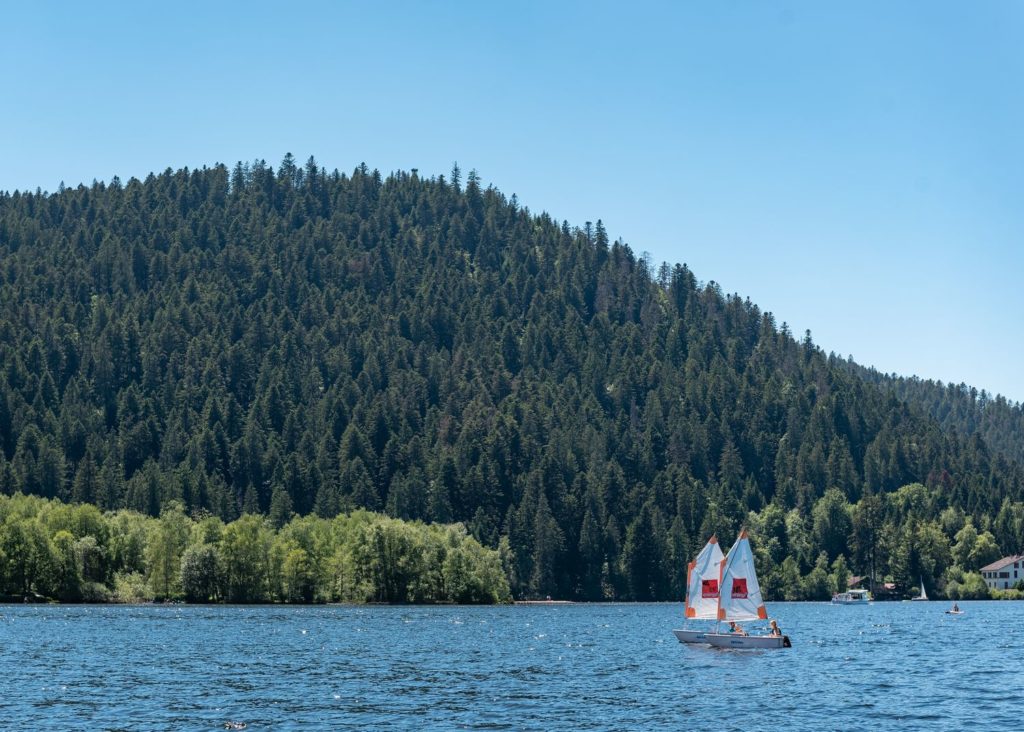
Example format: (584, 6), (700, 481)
(3, 1), (1022, 402)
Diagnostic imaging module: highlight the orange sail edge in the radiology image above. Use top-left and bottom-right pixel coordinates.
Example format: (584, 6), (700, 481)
(757, 605), (767, 620)
(685, 607), (696, 618)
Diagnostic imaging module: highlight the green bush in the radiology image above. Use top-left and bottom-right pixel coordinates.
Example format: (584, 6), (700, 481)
(112, 571), (153, 603)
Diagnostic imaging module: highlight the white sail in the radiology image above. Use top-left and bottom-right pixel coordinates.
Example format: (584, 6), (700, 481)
(717, 529), (767, 622)
(685, 536), (725, 619)
(920, 578), (928, 600)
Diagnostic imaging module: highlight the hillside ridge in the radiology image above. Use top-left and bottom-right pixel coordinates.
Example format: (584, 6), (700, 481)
(1, 156), (1021, 599)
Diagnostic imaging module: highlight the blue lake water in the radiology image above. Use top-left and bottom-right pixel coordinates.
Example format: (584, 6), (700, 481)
(1, 601), (1020, 730)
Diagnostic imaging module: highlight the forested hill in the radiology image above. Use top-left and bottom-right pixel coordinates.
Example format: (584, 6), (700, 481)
(1, 157), (1022, 601)
(843, 364), (1024, 469)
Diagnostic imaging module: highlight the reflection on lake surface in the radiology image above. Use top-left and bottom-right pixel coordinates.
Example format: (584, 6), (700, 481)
(1, 601), (1020, 730)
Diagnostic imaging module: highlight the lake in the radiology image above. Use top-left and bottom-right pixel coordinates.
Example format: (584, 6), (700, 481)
(1, 601), (1020, 730)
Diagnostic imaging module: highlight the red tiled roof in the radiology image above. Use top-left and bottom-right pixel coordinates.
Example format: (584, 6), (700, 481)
(980, 555), (1024, 573)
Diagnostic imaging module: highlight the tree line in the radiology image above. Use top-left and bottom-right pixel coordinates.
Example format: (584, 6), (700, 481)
(0, 492), (510, 604)
(847, 365), (1024, 470)
(0, 156), (1022, 601)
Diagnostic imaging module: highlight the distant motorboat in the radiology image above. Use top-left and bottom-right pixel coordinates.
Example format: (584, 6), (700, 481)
(946, 602), (964, 615)
(831, 588), (871, 605)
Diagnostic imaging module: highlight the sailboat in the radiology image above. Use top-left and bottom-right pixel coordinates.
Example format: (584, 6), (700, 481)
(673, 530), (791, 649)
(911, 577), (928, 601)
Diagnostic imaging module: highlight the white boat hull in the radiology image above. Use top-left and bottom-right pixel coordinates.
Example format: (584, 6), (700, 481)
(673, 629), (790, 649)
(832, 590), (871, 604)
(673, 629), (709, 644)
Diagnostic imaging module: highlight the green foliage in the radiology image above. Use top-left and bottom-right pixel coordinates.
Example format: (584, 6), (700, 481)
(51, 529), (82, 601)
(778, 556), (803, 601)
(0, 493), (509, 604)
(280, 547), (314, 603)
(802, 552), (832, 601)
(442, 538), (510, 604)
(812, 489), (853, 562)
(944, 570), (990, 600)
(0, 517), (54, 597)
(220, 514), (275, 603)
(850, 371), (1024, 469)
(145, 502), (190, 599)
(968, 531), (1001, 571)
(180, 543), (222, 602)
(830, 554), (850, 595)
(330, 513), (509, 604)
(951, 521), (978, 569)
(112, 571), (152, 603)
(622, 501), (668, 600)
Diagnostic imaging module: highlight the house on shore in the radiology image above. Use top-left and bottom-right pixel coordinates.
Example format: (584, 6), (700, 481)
(980, 555), (1024, 590)
(847, 575), (897, 599)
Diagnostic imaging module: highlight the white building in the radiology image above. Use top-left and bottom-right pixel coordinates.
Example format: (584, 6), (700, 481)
(980, 555), (1024, 590)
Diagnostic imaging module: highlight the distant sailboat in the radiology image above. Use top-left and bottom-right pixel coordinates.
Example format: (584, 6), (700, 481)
(673, 530), (791, 649)
(911, 577), (928, 601)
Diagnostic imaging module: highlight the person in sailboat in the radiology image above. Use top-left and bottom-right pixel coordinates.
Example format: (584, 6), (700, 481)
(768, 619), (781, 637)
(727, 621), (747, 636)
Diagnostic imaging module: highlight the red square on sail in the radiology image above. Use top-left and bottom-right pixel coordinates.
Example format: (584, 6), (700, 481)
(701, 579), (719, 598)
(732, 578), (748, 599)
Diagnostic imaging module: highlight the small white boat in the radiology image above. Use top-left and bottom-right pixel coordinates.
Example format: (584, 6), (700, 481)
(831, 588), (872, 605)
(673, 530), (791, 650)
(673, 628), (791, 649)
(946, 602), (964, 615)
(911, 578), (928, 601)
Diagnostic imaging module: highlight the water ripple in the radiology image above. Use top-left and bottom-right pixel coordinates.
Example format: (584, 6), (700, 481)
(0, 601), (1020, 729)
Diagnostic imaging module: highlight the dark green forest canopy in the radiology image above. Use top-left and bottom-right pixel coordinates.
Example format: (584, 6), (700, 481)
(844, 362), (1024, 469)
(1, 156), (1023, 601)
